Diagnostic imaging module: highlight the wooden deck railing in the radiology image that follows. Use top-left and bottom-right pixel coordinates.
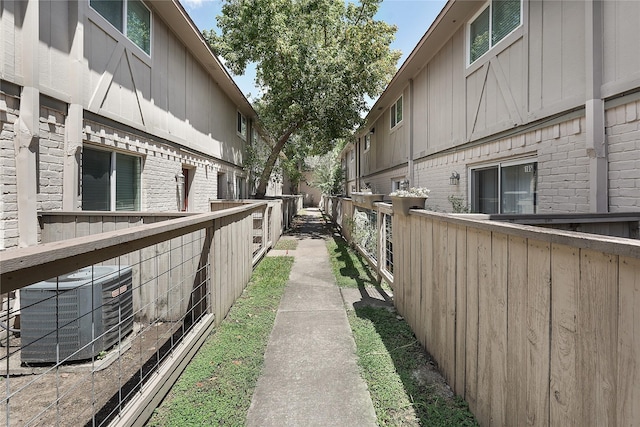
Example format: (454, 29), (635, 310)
(0, 202), (288, 426)
(322, 196), (640, 427)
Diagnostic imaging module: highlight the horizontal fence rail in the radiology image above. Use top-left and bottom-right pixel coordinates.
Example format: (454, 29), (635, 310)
(322, 195), (640, 427)
(0, 202), (285, 427)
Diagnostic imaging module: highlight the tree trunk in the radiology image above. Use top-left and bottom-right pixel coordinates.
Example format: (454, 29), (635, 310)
(254, 127), (297, 198)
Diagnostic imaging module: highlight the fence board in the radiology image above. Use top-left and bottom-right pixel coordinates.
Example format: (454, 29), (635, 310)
(420, 217), (433, 349)
(549, 243), (579, 426)
(433, 220), (446, 372)
(526, 239), (551, 426)
(490, 232), (508, 425)
(213, 218), (222, 326)
(476, 228), (493, 424)
(506, 236), (529, 426)
(445, 222), (457, 386)
(465, 227), (480, 411)
(617, 256), (640, 425)
(454, 224), (467, 395)
(408, 215), (421, 336)
(578, 249), (618, 426)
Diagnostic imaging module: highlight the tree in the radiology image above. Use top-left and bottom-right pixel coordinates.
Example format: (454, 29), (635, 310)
(309, 142), (345, 196)
(206, 0), (399, 198)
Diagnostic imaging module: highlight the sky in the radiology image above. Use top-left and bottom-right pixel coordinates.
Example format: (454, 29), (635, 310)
(180, 0), (448, 102)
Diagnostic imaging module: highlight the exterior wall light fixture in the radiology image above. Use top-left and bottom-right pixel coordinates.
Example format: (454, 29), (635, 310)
(449, 171), (460, 185)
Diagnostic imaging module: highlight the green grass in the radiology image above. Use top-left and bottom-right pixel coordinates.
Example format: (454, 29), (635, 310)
(148, 256), (294, 427)
(326, 235), (385, 289)
(326, 234), (478, 427)
(273, 238), (298, 250)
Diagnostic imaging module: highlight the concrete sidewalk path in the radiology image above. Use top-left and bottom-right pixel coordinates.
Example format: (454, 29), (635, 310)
(246, 209), (377, 427)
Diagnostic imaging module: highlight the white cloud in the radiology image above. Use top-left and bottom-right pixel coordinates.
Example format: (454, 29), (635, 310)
(181, 0), (206, 9)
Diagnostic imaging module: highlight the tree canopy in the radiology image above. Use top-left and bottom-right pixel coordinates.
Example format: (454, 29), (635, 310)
(206, 0), (400, 197)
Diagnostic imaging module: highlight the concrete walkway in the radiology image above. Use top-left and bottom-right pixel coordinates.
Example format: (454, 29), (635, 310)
(245, 209), (378, 427)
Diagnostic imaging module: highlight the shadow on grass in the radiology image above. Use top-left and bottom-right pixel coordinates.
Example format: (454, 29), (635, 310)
(353, 305), (477, 426)
(326, 224), (392, 307)
(323, 217), (477, 426)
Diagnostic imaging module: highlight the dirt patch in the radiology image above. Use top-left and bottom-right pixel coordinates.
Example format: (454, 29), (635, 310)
(2, 322), (184, 426)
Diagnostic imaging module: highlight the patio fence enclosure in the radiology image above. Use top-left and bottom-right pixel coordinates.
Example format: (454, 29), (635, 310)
(322, 195), (640, 427)
(1, 198), (299, 427)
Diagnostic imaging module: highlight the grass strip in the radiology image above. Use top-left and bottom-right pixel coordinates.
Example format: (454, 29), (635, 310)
(326, 235), (381, 289)
(148, 256), (294, 426)
(326, 234), (477, 426)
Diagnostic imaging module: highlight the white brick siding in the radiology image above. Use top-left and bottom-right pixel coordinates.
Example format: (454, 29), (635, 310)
(1, 93), (19, 250)
(38, 106), (65, 212)
(413, 116), (592, 214)
(606, 100), (640, 212)
(83, 120), (239, 212)
(412, 103), (640, 214)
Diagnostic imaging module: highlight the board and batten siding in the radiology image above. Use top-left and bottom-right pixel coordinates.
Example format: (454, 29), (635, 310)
(1, 1), (248, 165)
(83, 6), (246, 165)
(359, 87), (409, 181)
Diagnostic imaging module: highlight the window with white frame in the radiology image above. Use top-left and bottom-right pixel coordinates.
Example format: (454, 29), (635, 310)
(390, 96), (403, 129)
(364, 133), (371, 152)
(237, 111), (247, 140)
(82, 146), (141, 211)
(391, 178), (406, 192)
(90, 0), (151, 55)
(350, 149), (354, 162)
(468, 0), (521, 64)
(470, 159), (536, 214)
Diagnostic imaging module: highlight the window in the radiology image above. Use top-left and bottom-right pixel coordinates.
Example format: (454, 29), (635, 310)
(237, 112), (247, 140)
(364, 133), (371, 152)
(390, 96), (403, 128)
(468, 0), (521, 64)
(391, 178), (406, 192)
(82, 146), (141, 211)
(90, 0), (151, 55)
(470, 159), (536, 214)
(350, 149), (354, 162)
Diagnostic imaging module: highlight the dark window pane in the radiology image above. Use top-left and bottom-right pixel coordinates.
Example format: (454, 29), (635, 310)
(470, 7), (490, 62)
(492, 0), (521, 46)
(472, 167), (498, 213)
(82, 148), (111, 211)
(90, 0), (124, 32)
(396, 96), (403, 123)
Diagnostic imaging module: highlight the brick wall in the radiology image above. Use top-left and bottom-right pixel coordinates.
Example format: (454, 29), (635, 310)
(83, 120), (233, 212)
(413, 116), (592, 214)
(38, 106), (65, 211)
(606, 99), (640, 212)
(0, 93), (19, 250)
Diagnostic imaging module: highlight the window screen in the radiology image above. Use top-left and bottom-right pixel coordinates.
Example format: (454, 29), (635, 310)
(115, 153), (141, 211)
(469, 0), (521, 64)
(492, 0), (521, 46)
(127, 0), (151, 54)
(470, 7), (490, 63)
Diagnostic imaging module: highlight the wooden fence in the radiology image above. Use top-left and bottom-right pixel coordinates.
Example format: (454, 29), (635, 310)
(323, 196), (640, 427)
(1, 203), (285, 426)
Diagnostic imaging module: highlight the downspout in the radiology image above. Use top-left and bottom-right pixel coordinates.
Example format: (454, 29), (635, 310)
(585, 0), (607, 212)
(356, 139), (361, 192)
(409, 79), (415, 186)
